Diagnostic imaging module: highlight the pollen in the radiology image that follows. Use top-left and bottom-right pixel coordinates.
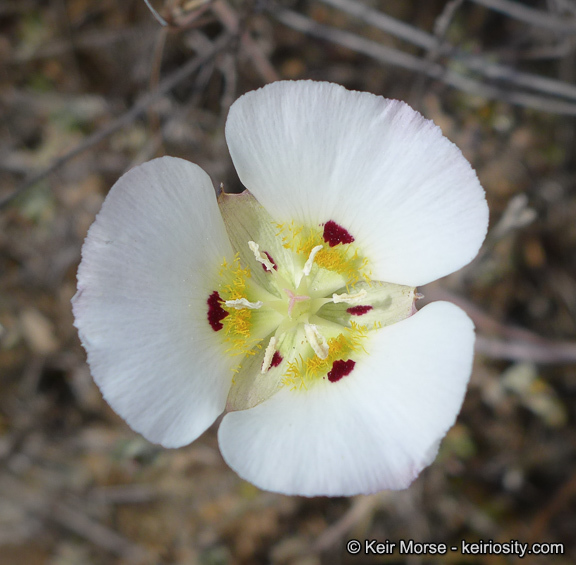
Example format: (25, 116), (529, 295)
(217, 255), (261, 357)
(220, 255), (251, 300)
(283, 322), (368, 390)
(222, 308), (257, 356)
(279, 222), (369, 284)
(212, 219), (380, 397)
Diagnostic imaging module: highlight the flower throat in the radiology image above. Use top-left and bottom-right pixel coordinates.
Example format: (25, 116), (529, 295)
(207, 191), (416, 409)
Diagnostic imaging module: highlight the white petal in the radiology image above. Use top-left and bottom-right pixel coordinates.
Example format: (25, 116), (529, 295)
(73, 157), (235, 447)
(218, 301), (474, 496)
(226, 81), (488, 286)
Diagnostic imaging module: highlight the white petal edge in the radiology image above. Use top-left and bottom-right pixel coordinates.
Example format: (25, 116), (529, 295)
(226, 80), (489, 287)
(73, 157), (235, 447)
(218, 301), (474, 496)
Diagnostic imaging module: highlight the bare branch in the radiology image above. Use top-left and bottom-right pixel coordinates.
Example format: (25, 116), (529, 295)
(51, 502), (151, 562)
(423, 286), (576, 364)
(11, 25), (156, 62)
(319, 0), (435, 50)
(475, 335), (576, 363)
(318, 0), (576, 103)
(470, 0), (576, 33)
(0, 33), (232, 210)
(0, 475), (151, 562)
(212, 0), (280, 84)
(143, 0), (169, 27)
(411, 0), (464, 105)
(273, 9), (576, 115)
(458, 53), (576, 102)
(274, 9), (439, 74)
(313, 495), (382, 552)
(433, 0), (465, 37)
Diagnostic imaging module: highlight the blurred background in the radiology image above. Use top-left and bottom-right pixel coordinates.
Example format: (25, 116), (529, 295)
(1, 0), (576, 563)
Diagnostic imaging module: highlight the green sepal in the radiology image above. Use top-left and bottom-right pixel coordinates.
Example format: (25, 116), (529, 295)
(226, 326), (305, 412)
(317, 281), (416, 331)
(218, 190), (296, 296)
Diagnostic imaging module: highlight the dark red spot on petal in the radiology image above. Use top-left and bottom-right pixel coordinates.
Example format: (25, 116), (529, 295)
(327, 359), (356, 383)
(207, 291), (228, 331)
(270, 351), (283, 368)
(261, 251), (278, 271)
(323, 220), (354, 247)
(347, 305), (373, 316)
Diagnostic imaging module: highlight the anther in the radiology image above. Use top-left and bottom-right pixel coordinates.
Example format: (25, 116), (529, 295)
(303, 245), (323, 276)
(248, 241), (276, 272)
(332, 289), (367, 304)
(224, 298), (263, 310)
(304, 323), (329, 360)
(261, 336), (278, 374)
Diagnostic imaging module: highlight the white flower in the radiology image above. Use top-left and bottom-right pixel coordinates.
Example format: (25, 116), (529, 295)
(73, 81), (488, 496)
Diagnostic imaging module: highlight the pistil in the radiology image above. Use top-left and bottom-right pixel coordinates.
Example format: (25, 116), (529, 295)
(284, 288), (310, 316)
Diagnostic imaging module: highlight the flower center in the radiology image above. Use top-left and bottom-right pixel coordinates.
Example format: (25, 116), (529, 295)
(208, 219), (374, 391)
(207, 194), (416, 410)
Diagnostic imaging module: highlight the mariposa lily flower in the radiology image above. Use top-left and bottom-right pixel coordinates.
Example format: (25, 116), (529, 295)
(73, 80), (488, 496)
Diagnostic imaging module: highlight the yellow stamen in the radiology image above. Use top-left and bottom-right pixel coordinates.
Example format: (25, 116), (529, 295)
(283, 322), (368, 390)
(278, 222), (370, 284)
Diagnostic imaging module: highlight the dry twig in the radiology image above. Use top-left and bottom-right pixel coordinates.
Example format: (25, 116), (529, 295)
(213, 0), (280, 83)
(143, 0), (169, 26)
(0, 33), (232, 210)
(319, 0), (435, 49)
(318, 0), (576, 103)
(410, 0), (464, 105)
(51, 501), (151, 562)
(273, 8), (576, 115)
(313, 495), (382, 552)
(475, 335), (576, 363)
(423, 287), (576, 364)
(470, 0), (576, 32)
(528, 472), (576, 542)
(0, 475), (151, 562)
